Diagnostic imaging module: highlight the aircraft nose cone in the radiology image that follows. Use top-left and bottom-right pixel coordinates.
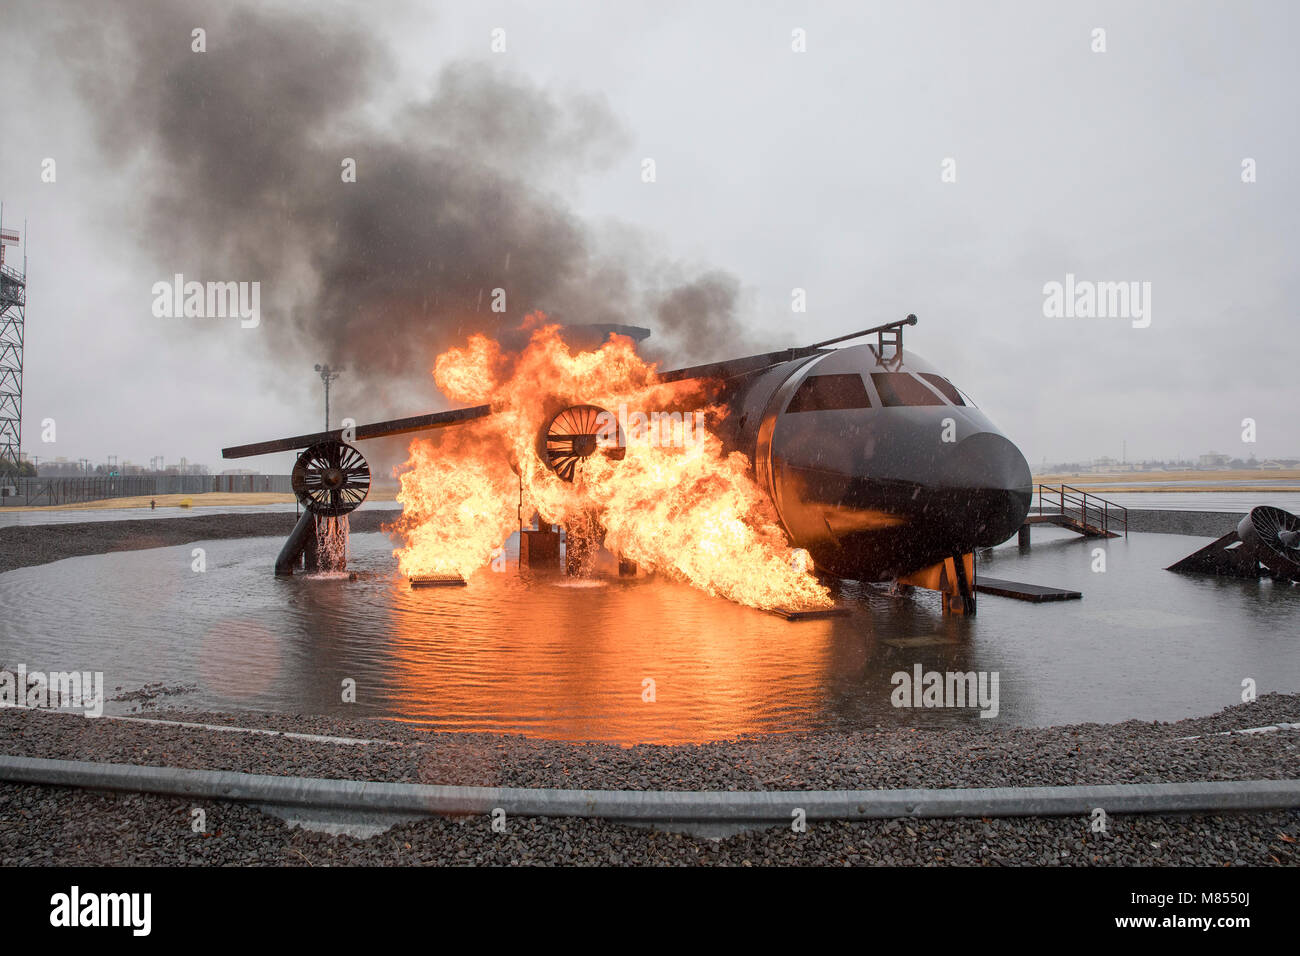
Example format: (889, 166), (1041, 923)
(946, 433), (1033, 547)
(949, 432), (1033, 493)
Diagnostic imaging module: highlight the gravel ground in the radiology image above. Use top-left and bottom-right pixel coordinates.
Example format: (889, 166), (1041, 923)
(1, 781), (1295, 866)
(0, 696), (1297, 865)
(0, 510), (398, 575)
(2, 695), (1297, 792)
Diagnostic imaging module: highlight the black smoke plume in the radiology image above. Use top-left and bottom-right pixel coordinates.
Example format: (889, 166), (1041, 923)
(43, 0), (767, 433)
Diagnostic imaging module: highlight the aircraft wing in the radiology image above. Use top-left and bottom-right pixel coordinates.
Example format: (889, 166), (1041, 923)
(221, 405), (492, 459)
(657, 348), (823, 384)
(656, 317), (917, 383)
(223, 321), (914, 456)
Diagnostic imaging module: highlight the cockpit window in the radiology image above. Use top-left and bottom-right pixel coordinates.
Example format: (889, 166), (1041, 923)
(917, 373), (966, 406)
(870, 372), (947, 407)
(787, 374), (872, 413)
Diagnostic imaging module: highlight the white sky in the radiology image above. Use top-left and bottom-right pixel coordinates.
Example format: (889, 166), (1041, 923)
(3, 0), (1297, 474)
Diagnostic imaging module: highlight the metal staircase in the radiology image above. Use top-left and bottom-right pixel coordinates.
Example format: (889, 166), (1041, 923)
(1027, 484), (1128, 539)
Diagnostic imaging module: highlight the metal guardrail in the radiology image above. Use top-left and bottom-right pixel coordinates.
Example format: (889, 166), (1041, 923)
(1, 754), (1297, 822)
(0, 474), (293, 507)
(0, 265), (24, 307)
(1036, 483), (1128, 537)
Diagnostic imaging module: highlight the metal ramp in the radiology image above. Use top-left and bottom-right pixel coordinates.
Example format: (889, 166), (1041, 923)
(975, 576), (1082, 602)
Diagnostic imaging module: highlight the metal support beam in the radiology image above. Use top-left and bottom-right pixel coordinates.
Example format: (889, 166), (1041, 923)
(275, 509), (316, 575)
(0, 246), (25, 476)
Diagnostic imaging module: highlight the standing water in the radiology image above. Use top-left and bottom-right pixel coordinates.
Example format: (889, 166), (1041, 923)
(0, 525), (1297, 743)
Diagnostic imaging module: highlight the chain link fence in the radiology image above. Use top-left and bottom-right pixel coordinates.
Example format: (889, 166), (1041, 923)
(0, 474), (293, 506)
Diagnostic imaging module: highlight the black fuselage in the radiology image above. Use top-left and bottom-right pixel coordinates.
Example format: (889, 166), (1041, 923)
(719, 343), (1032, 580)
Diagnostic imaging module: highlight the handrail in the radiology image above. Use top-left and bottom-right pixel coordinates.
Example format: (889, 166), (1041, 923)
(1035, 483), (1128, 537)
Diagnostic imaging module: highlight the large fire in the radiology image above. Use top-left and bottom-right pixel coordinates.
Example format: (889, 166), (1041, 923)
(391, 314), (832, 611)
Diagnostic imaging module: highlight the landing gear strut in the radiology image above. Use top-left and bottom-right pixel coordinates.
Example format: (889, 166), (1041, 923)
(897, 552), (977, 614)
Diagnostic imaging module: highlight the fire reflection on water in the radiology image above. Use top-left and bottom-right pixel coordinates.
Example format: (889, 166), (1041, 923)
(379, 563), (838, 744)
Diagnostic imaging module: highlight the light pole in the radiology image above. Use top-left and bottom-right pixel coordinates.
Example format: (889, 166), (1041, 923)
(314, 364), (342, 431)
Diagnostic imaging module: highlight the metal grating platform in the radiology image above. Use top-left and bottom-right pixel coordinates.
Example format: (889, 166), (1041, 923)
(975, 577), (1082, 603)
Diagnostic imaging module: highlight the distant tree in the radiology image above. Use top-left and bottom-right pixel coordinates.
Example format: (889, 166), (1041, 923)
(0, 457), (37, 478)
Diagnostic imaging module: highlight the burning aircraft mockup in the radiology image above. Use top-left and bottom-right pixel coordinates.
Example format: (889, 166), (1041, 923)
(223, 315), (1032, 613)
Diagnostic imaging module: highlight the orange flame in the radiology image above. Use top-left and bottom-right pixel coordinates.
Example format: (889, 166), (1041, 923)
(392, 314), (832, 610)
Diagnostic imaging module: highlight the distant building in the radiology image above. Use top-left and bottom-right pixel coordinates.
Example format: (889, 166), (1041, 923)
(1198, 452), (1231, 469)
(164, 457), (209, 476)
(34, 457), (90, 477)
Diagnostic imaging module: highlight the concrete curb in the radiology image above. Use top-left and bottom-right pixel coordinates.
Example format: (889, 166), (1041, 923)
(1124, 509), (1247, 536)
(2, 755), (1298, 822)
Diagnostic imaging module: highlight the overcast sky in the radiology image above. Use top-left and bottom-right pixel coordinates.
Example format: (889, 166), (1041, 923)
(3, 0), (1297, 476)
